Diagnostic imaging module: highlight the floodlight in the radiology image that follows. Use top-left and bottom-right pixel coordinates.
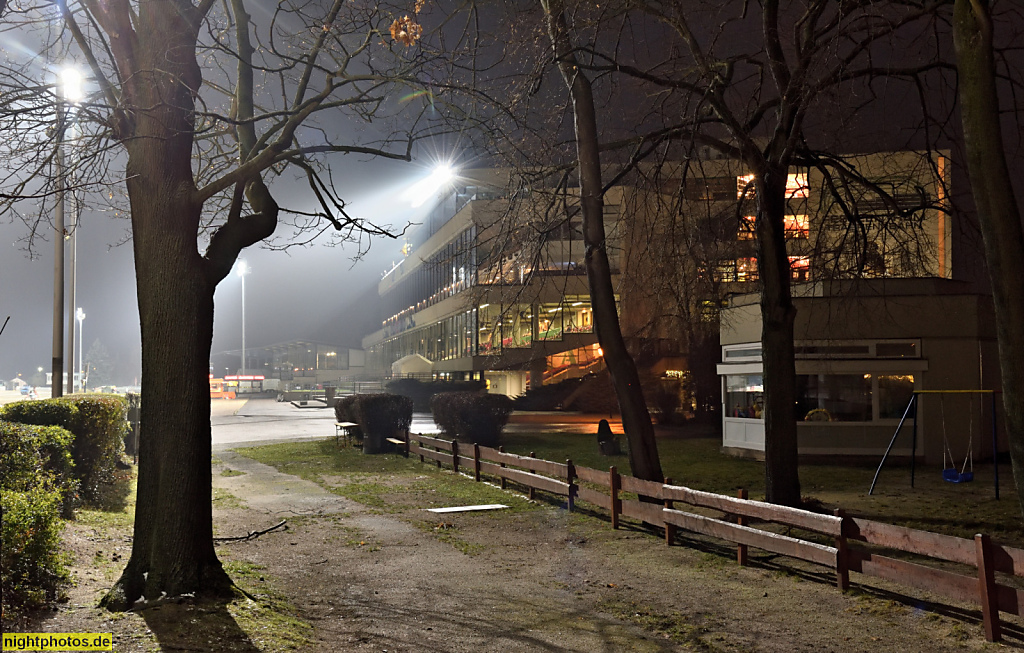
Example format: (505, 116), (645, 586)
(60, 68), (84, 103)
(402, 164), (458, 208)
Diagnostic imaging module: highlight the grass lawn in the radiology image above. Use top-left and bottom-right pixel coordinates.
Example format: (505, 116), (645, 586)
(241, 430), (1024, 547)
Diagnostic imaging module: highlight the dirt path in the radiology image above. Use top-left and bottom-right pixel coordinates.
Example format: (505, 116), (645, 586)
(19, 446), (1016, 652)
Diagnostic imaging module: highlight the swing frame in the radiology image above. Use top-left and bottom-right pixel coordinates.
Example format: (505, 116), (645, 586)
(868, 390), (1000, 498)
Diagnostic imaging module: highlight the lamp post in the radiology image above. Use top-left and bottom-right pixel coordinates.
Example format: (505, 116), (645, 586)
(64, 69), (83, 395)
(76, 308), (85, 391)
(236, 260), (249, 377)
(51, 67), (82, 398)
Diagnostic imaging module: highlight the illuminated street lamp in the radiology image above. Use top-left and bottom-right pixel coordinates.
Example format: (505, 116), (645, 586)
(51, 67), (83, 398)
(236, 260), (249, 377)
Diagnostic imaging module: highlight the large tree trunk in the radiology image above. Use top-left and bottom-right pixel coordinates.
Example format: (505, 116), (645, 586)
(542, 0), (663, 482)
(754, 165), (802, 506)
(100, 6), (232, 608)
(953, 0), (1024, 516)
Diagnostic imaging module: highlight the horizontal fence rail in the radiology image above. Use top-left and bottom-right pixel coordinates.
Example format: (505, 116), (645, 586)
(400, 431), (1024, 642)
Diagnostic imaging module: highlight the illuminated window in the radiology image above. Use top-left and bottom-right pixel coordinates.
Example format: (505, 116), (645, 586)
(737, 173), (809, 199)
(785, 214), (808, 238)
(737, 257), (758, 282)
(736, 174), (756, 199)
(738, 216), (756, 240)
(786, 173), (809, 199)
(789, 256), (810, 282)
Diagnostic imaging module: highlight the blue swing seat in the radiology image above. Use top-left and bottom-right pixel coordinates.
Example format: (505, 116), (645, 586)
(943, 468), (974, 484)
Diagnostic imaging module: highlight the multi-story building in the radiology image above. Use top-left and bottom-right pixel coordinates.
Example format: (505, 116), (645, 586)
(363, 150), (953, 400)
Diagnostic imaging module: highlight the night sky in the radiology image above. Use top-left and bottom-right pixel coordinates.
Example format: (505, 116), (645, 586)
(0, 156), (445, 385)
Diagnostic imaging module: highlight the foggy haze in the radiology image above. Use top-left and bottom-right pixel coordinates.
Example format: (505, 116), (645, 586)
(0, 156), (450, 385)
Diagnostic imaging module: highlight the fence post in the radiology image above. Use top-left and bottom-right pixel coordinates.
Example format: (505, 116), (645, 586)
(473, 444), (481, 482)
(664, 477), (676, 546)
(403, 428), (410, 458)
(528, 452), (536, 501)
(834, 508), (849, 592)
(567, 459), (576, 513)
(452, 440), (460, 476)
(736, 489), (748, 566)
(610, 466), (620, 530)
(975, 533), (1002, 642)
(498, 446), (507, 489)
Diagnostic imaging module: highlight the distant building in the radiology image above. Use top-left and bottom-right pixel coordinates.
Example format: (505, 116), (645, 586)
(362, 151), (957, 402)
(717, 279), (1000, 463)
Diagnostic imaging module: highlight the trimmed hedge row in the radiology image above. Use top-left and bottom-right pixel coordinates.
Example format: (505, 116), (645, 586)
(334, 393), (413, 454)
(0, 420), (79, 616)
(0, 395), (127, 504)
(1, 487), (70, 614)
(385, 378), (486, 412)
(0, 422), (78, 516)
(430, 391), (513, 447)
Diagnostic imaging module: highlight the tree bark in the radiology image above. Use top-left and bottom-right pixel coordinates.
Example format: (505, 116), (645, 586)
(541, 0), (663, 482)
(953, 0), (1024, 516)
(754, 165), (802, 506)
(99, 3), (233, 609)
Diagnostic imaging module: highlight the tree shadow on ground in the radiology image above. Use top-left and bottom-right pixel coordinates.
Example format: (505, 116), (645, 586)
(138, 597), (262, 653)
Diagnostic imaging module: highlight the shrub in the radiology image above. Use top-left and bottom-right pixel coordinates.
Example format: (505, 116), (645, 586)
(430, 391), (513, 447)
(351, 394), (413, 454)
(1, 487), (71, 616)
(0, 421), (78, 516)
(0, 395), (127, 506)
(385, 378), (486, 412)
(333, 395), (359, 423)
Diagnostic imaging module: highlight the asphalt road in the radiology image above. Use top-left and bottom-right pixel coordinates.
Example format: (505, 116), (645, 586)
(210, 397), (442, 451)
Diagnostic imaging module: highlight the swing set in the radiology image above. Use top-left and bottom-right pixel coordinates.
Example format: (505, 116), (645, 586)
(868, 389), (1000, 497)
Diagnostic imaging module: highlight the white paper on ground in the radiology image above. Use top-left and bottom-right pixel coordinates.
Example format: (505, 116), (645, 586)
(425, 504), (510, 513)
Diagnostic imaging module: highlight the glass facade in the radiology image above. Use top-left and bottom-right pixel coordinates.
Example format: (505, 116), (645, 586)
(370, 296), (606, 371)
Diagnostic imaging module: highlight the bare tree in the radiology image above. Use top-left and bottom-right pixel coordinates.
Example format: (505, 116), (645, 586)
(953, 0), (1024, 514)
(1, 0), (445, 607)
(526, 0), (951, 505)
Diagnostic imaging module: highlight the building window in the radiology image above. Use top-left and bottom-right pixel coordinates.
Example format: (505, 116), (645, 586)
(789, 256), (810, 282)
(725, 374), (763, 419)
(796, 374), (872, 422)
(563, 296), (594, 333)
(878, 374), (916, 419)
(736, 172), (809, 200)
(737, 257), (758, 282)
(503, 304), (533, 348)
(785, 214), (809, 238)
(537, 303), (563, 341)
(478, 304), (502, 355)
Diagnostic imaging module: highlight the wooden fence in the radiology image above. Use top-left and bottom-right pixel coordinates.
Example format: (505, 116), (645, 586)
(405, 432), (1024, 642)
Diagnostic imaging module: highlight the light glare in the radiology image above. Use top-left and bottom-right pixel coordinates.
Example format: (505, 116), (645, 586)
(61, 68), (84, 102)
(402, 164), (457, 208)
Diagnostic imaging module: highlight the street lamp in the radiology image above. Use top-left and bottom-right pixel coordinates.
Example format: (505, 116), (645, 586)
(64, 69), (84, 396)
(76, 308), (85, 392)
(236, 260), (249, 377)
(51, 67), (82, 398)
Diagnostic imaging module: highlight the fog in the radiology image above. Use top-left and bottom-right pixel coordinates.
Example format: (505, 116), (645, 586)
(0, 157), (449, 385)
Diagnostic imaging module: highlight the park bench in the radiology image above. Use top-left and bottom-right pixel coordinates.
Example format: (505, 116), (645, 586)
(386, 431), (410, 457)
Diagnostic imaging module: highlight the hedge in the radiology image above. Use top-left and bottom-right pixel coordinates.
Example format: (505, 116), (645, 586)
(1, 487), (71, 615)
(0, 395), (127, 505)
(352, 394), (413, 454)
(385, 378), (486, 412)
(430, 391), (513, 447)
(0, 421), (78, 517)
